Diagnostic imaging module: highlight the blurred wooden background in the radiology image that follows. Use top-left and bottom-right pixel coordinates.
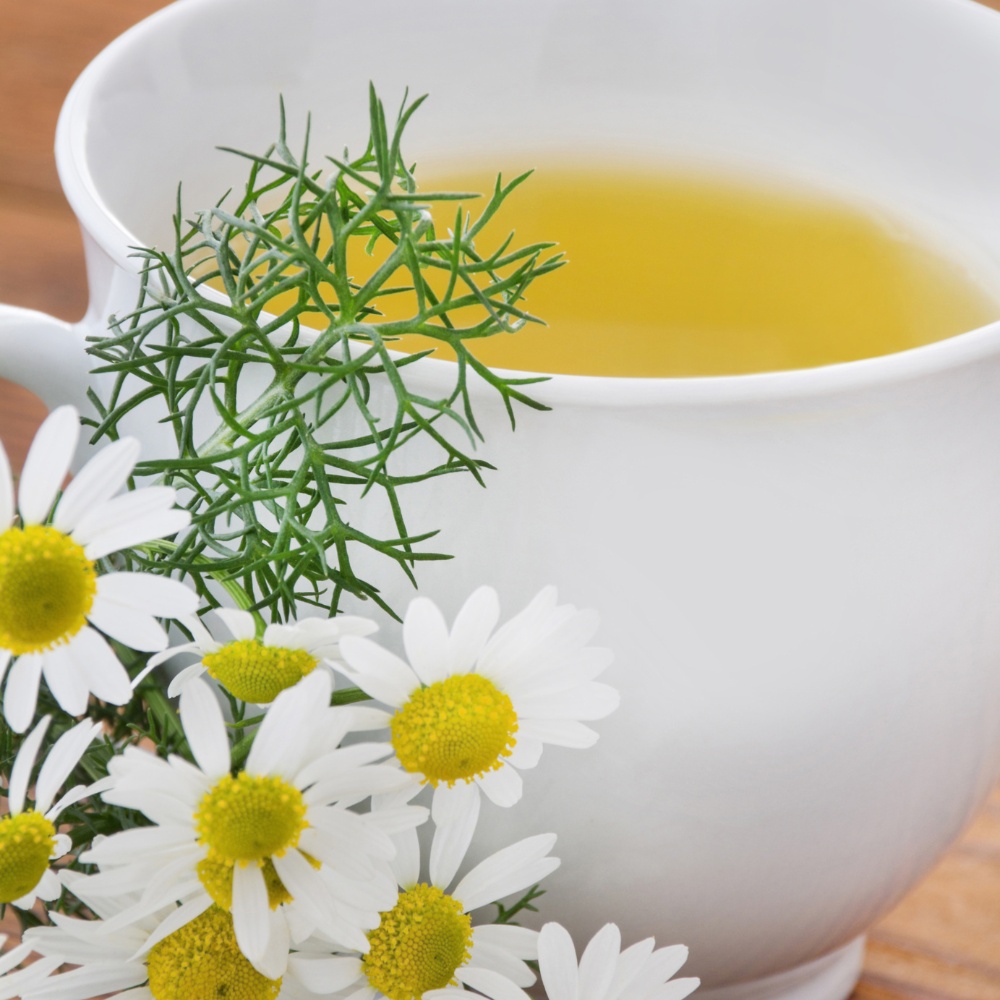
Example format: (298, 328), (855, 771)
(3, 2), (1000, 997)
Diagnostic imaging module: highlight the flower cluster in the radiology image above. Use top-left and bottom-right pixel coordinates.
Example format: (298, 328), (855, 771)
(0, 408), (699, 1000)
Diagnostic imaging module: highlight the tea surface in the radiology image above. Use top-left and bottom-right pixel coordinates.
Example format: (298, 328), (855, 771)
(242, 166), (1000, 377)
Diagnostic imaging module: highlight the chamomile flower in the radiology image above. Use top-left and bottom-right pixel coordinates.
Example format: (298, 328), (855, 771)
(0, 714), (102, 908)
(15, 873), (341, 1000)
(312, 789), (559, 1000)
(0, 405), (197, 732)
(79, 670), (424, 978)
(426, 922), (699, 1000)
(337, 585), (619, 811)
(145, 607), (377, 704)
(532, 922), (699, 1000)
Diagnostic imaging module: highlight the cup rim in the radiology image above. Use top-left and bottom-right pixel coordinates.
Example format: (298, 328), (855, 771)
(54, 0), (1000, 408)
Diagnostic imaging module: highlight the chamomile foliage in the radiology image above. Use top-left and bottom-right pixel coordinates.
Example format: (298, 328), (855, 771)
(87, 87), (562, 624)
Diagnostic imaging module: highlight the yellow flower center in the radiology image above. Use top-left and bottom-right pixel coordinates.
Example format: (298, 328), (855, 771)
(203, 639), (318, 704)
(0, 810), (57, 904)
(363, 884), (473, 1000)
(391, 673), (517, 786)
(194, 772), (306, 866)
(0, 525), (97, 655)
(197, 852), (320, 911)
(146, 904), (282, 1000)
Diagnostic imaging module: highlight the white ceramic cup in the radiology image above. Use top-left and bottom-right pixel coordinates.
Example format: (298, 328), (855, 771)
(5, 1), (1000, 997)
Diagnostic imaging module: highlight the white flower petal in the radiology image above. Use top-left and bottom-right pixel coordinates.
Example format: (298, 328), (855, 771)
(107, 787), (204, 828)
(96, 573), (199, 618)
(650, 978), (700, 1000)
(46, 782), (102, 821)
(425, 990), (470, 1000)
(480, 587), (558, 668)
(87, 596), (168, 653)
(22, 960), (147, 1000)
(264, 622), (316, 651)
(81, 825), (194, 867)
(364, 801), (427, 839)
(467, 941), (537, 987)
(4, 653), (44, 733)
(345, 986), (378, 1000)
(390, 825), (420, 889)
(214, 607), (257, 642)
(0, 441), (12, 529)
(246, 670), (330, 778)
(253, 908), (291, 981)
(447, 586), (500, 674)
(338, 704), (392, 732)
(70, 486), (178, 546)
(297, 739), (394, 792)
(477, 764), (523, 809)
(271, 849), (337, 928)
(18, 405), (78, 525)
(35, 718), (101, 815)
(232, 863), (271, 962)
(488, 611), (602, 691)
(430, 782), (480, 890)
(8, 714), (51, 814)
(51, 833), (72, 858)
(517, 718), (599, 749)
(538, 922), (580, 1000)
(578, 924), (621, 1000)
(83, 508), (190, 561)
(632, 945), (691, 996)
(73, 627), (133, 705)
(301, 811), (392, 870)
(34, 868), (62, 901)
(166, 661), (209, 698)
(514, 682), (619, 722)
(0, 956), (65, 1000)
(403, 597), (451, 685)
(453, 833), (559, 914)
(473, 924), (540, 959)
(301, 762), (408, 806)
(53, 437), (141, 532)
(141, 640), (199, 675)
(105, 746), (206, 813)
(179, 678), (231, 779)
(134, 894), (213, 956)
(318, 866), (396, 913)
(39, 641), (90, 717)
(288, 955), (364, 994)
(457, 965), (533, 1000)
(0, 941), (33, 976)
(338, 635), (420, 707)
(506, 738), (544, 770)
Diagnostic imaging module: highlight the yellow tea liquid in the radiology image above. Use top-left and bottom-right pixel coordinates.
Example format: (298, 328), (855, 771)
(235, 166), (1000, 377)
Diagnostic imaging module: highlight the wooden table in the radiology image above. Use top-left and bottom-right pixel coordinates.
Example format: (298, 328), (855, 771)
(3, 2), (1000, 997)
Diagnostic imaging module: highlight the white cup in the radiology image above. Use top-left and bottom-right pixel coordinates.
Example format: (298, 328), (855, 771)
(5, 1), (1000, 997)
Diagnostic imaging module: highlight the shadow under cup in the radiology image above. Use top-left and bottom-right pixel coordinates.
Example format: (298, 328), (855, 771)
(55, 0), (1000, 996)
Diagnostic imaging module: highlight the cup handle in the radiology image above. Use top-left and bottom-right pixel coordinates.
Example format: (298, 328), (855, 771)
(0, 303), (90, 412)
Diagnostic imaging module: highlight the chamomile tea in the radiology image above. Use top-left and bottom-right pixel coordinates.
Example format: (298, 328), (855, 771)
(225, 165), (1000, 377)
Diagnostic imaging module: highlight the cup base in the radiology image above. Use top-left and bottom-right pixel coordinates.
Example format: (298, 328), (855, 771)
(695, 937), (866, 1000)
